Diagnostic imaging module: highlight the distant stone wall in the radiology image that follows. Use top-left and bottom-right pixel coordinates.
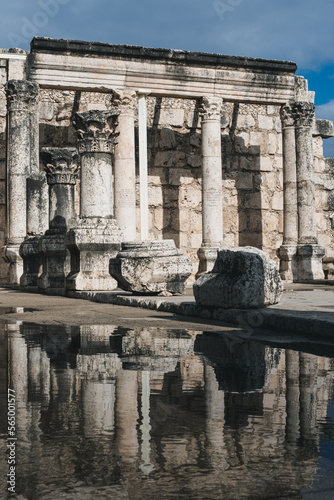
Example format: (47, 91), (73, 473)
(36, 89), (334, 281)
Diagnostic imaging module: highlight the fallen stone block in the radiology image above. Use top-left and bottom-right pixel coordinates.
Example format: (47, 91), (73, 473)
(193, 246), (283, 309)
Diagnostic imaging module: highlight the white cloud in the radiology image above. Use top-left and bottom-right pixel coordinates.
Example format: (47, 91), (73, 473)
(316, 100), (334, 121)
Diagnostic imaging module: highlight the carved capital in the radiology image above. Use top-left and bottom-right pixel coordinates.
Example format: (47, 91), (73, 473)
(199, 96), (223, 120)
(280, 104), (295, 128)
(73, 109), (120, 153)
(292, 101), (315, 128)
(5, 80), (39, 111)
(41, 148), (80, 185)
(112, 89), (137, 114)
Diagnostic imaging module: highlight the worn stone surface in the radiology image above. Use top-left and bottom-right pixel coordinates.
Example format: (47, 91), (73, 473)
(65, 217), (122, 291)
(193, 247), (283, 308)
(110, 239), (193, 294)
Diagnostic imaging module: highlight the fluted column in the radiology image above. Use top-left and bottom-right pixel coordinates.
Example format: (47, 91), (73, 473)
(197, 96), (223, 277)
(279, 104), (298, 281)
(113, 90), (137, 241)
(293, 102), (325, 280)
(38, 148), (79, 294)
(1, 80), (39, 284)
(65, 110), (122, 291)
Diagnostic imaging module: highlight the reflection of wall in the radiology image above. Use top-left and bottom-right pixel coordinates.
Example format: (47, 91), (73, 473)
(5, 323), (334, 499)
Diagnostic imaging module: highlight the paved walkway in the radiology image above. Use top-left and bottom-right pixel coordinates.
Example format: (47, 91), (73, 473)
(0, 282), (333, 339)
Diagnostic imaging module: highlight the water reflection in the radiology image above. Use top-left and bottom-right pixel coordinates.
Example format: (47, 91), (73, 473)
(1, 322), (334, 499)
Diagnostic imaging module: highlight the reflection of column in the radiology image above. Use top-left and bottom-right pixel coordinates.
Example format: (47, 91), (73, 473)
(285, 350), (300, 445)
(65, 110), (122, 291)
(82, 380), (116, 437)
(38, 148), (79, 294)
(139, 371), (154, 474)
(205, 364), (227, 470)
(197, 96), (223, 277)
(279, 104), (298, 281)
(113, 90), (137, 241)
(115, 369), (139, 462)
(299, 353), (318, 449)
(2, 80), (39, 284)
(293, 102), (325, 280)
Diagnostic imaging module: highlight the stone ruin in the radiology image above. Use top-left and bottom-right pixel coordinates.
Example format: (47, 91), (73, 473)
(0, 37), (333, 295)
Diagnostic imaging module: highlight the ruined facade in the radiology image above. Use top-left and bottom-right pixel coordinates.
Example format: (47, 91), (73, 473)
(0, 37), (333, 288)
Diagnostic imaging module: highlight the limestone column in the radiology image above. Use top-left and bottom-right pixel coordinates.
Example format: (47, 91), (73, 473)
(38, 148), (79, 294)
(197, 96), (223, 277)
(279, 104), (298, 281)
(1, 80), (39, 285)
(113, 90), (137, 241)
(285, 350), (300, 446)
(115, 369), (139, 463)
(292, 101), (325, 280)
(65, 110), (122, 292)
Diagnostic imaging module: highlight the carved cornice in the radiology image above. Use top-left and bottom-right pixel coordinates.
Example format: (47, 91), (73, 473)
(280, 104), (295, 128)
(112, 89), (137, 114)
(73, 109), (120, 153)
(41, 148), (80, 185)
(292, 101), (315, 128)
(199, 96), (223, 120)
(5, 80), (39, 111)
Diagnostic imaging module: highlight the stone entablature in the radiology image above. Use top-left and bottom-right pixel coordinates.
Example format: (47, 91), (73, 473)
(27, 37), (296, 103)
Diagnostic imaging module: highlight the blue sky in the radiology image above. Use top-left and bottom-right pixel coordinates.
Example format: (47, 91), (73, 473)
(1, 0), (334, 155)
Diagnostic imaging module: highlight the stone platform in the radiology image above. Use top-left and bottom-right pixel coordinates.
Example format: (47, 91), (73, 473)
(1, 283), (334, 340)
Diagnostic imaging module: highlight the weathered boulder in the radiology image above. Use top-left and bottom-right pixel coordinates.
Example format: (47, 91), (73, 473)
(193, 246), (283, 309)
(110, 239), (192, 294)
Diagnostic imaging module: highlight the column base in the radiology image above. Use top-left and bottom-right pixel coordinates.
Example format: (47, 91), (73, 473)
(65, 218), (122, 291)
(196, 246), (219, 279)
(19, 236), (43, 290)
(279, 244), (298, 282)
(109, 239), (193, 295)
(38, 229), (69, 295)
(1, 244), (23, 286)
(297, 244), (325, 281)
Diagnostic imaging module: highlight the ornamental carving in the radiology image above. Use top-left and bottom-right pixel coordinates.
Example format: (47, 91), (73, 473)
(292, 101), (315, 128)
(199, 96), (223, 120)
(280, 104), (295, 128)
(5, 80), (39, 110)
(112, 89), (137, 114)
(73, 109), (120, 153)
(41, 148), (80, 185)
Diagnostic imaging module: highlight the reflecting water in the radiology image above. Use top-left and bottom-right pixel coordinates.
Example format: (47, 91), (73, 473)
(1, 322), (334, 499)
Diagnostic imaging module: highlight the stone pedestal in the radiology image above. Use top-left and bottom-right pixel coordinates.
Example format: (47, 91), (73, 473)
(293, 101), (325, 280)
(65, 110), (122, 291)
(197, 96), (223, 277)
(279, 104), (298, 281)
(20, 173), (49, 289)
(109, 240), (193, 294)
(1, 80), (39, 285)
(38, 148), (79, 295)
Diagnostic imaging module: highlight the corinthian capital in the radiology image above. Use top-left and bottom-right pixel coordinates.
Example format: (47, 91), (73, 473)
(73, 109), (120, 153)
(112, 89), (137, 114)
(280, 104), (295, 128)
(5, 80), (39, 111)
(292, 101), (315, 128)
(199, 96), (223, 120)
(41, 148), (80, 185)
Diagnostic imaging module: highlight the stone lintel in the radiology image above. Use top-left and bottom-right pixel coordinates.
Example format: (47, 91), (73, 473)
(313, 119), (334, 139)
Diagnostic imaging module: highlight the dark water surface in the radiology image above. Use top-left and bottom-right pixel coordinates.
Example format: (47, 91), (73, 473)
(1, 321), (334, 499)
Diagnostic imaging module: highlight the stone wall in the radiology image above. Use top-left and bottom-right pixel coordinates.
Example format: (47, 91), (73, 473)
(35, 89), (334, 281)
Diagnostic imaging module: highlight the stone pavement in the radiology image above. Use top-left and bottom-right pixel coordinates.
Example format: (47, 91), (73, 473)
(0, 282), (333, 339)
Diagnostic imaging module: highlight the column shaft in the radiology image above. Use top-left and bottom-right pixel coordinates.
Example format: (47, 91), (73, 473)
(113, 90), (137, 241)
(197, 96), (223, 277)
